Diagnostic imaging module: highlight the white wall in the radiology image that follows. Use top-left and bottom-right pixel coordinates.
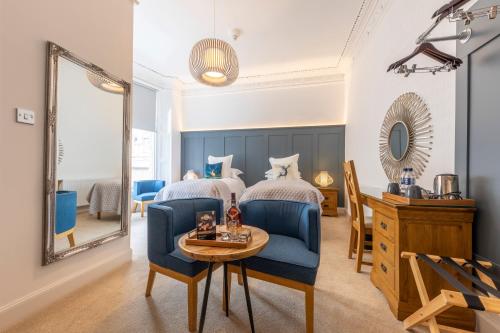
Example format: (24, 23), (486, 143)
(0, 0), (133, 329)
(182, 81), (345, 131)
(345, 0), (457, 191)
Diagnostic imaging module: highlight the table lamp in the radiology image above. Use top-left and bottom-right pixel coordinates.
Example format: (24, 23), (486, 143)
(183, 170), (199, 180)
(315, 171), (334, 188)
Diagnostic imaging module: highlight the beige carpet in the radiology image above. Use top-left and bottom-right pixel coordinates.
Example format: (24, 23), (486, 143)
(7, 212), (420, 333)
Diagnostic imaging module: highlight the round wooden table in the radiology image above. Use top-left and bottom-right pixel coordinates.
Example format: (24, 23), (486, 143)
(179, 226), (269, 333)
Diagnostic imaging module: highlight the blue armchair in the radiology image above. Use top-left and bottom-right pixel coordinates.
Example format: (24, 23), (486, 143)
(228, 200), (321, 333)
(132, 179), (165, 217)
(55, 191), (77, 247)
(145, 198), (223, 332)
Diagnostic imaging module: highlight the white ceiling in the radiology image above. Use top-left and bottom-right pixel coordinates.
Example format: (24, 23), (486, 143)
(133, 0), (365, 82)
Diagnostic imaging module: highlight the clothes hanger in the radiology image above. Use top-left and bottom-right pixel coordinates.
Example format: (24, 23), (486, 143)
(387, 43), (462, 72)
(432, 0), (471, 21)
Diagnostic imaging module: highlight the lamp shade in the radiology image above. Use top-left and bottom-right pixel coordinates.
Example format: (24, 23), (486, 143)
(189, 38), (239, 87)
(87, 71), (124, 94)
(183, 170), (199, 181)
(315, 171), (334, 188)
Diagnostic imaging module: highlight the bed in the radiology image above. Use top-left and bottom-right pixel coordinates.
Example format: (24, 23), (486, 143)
(239, 179), (324, 208)
(154, 177), (245, 210)
(86, 179), (122, 216)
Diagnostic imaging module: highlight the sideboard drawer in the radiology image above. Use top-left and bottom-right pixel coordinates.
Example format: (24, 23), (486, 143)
(373, 250), (395, 291)
(374, 212), (395, 241)
(374, 230), (395, 265)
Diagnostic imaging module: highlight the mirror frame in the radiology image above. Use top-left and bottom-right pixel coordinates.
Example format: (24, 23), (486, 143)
(388, 121), (410, 161)
(379, 92), (433, 183)
(43, 42), (131, 265)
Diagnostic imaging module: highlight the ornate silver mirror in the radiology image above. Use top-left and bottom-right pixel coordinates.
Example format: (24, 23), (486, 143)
(379, 92), (433, 182)
(43, 42), (131, 265)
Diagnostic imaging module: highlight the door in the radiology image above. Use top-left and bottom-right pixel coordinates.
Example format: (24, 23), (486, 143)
(456, 0), (500, 264)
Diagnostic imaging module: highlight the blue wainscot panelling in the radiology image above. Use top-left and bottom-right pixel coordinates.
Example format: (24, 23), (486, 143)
(181, 125), (346, 206)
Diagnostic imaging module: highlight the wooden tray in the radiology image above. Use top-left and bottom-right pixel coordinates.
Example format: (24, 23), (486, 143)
(184, 226), (252, 249)
(382, 192), (475, 207)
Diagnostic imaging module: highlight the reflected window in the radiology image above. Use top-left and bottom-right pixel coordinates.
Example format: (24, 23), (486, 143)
(132, 128), (156, 181)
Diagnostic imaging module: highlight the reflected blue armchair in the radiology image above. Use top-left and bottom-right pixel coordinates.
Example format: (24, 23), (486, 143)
(132, 179), (165, 217)
(145, 198), (223, 332)
(56, 191), (77, 247)
(228, 200), (321, 333)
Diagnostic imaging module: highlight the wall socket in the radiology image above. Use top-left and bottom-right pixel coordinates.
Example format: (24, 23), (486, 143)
(16, 108), (35, 125)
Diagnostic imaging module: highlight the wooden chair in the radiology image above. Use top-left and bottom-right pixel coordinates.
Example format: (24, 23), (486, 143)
(145, 198), (223, 332)
(343, 160), (373, 272)
(402, 252), (500, 333)
(227, 200), (321, 333)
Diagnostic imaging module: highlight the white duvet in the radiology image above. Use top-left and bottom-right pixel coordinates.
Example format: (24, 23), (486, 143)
(239, 179), (324, 209)
(154, 177), (246, 210)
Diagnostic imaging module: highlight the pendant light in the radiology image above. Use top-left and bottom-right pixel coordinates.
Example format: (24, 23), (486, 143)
(189, 0), (239, 87)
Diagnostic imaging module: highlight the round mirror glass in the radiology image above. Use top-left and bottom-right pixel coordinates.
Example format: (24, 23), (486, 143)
(389, 122), (409, 161)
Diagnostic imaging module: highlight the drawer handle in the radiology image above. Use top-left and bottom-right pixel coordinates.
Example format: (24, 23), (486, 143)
(380, 221), (388, 231)
(323, 204), (330, 208)
(380, 242), (387, 252)
(380, 263), (388, 273)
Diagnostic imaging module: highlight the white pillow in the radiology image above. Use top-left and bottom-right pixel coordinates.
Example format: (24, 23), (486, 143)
(231, 168), (244, 178)
(268, 154), (301, 180)
(208, 155), (233, 178)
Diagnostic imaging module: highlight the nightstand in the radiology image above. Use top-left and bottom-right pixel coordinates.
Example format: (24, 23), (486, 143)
(318, 187), (339, 217)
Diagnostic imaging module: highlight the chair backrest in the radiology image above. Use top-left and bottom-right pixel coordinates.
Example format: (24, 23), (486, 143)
(55, 191), (77, 234)
(134, 180), (165, 195)
(153, 198), (224, 236)
(343, 160), (366, 230)
(239, 200), (321, 253)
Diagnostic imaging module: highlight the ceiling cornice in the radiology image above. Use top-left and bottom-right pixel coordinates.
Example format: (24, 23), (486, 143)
(341, 0), (394, 66)
(183, 68), (344, 97)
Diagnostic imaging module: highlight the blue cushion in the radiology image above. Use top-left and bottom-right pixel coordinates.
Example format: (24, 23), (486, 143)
(230, 234), (319, 285)
(134, 192), (157, 201)
(147, 198), (224, 277)
(204, 162), (223, 179)
(153, 235), (209, 277)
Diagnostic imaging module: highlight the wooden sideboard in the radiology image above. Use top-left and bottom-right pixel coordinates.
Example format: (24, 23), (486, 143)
(362, 193), (476, 330)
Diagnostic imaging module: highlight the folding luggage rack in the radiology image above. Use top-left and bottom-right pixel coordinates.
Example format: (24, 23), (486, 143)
(402, 252), (500, 333)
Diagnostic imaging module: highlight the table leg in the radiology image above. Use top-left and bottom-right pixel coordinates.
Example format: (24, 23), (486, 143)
(240, 260), (255, 333)
(223, 262), (229, 317)
(198, 262), (214, 333)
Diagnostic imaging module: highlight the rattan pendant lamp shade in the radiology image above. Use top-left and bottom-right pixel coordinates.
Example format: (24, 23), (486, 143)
(189, 38), (238, 86)
(189, 0), (239, 87)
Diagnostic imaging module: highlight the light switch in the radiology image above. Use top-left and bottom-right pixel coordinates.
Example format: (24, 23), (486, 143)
(16, 108), (35, 125)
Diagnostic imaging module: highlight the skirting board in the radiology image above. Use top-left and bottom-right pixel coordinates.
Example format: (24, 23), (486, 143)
(0, 248), (132, 331)
(476, 311), (500, 333)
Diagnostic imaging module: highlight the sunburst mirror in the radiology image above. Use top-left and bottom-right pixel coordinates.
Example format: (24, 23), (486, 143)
(379, 92), (433, 182)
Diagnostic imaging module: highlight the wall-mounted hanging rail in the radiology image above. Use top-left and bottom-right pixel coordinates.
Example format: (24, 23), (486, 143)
(389, 3), (499, 77)
(416, 5), (499, 44)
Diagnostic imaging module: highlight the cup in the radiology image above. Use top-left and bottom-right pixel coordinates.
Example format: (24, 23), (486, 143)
(227, 220), (239, 241)
(219, 218), (230, 241)
(387, 182), (401, 195)
(406, 185), (423, 199)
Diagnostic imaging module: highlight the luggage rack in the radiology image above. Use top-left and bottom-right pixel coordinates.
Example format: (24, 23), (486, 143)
(401, 252), (500, 333)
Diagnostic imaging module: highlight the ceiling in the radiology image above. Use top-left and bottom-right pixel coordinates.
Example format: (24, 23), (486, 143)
(133, 0), (365, 83)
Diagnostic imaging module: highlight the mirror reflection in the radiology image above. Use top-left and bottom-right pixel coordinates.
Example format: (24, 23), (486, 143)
(54, 57), (124, 253)
(389, 122), (409, 161)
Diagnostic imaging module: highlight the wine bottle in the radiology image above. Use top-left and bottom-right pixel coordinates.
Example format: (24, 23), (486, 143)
(226, 193), (242, 227)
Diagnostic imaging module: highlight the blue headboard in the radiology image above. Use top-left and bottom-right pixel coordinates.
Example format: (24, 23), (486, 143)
(181, 125), (346, 206)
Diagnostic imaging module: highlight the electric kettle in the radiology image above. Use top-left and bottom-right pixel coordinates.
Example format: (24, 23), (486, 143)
(433, 174), (460, 199)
